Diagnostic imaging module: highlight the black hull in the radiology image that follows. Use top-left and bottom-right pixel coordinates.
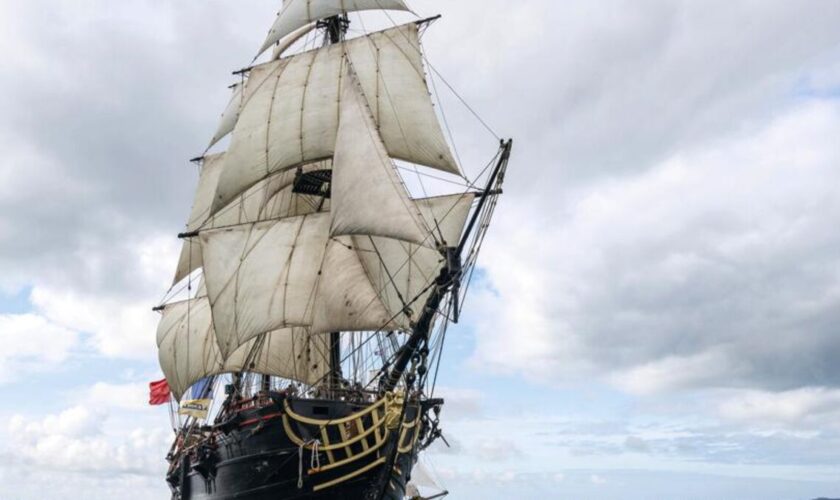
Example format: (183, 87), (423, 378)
(176, 448), (416, 500)
(168, 395), (429, 500)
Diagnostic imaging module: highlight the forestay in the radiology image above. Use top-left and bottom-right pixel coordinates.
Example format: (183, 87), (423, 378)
(213, 23), (459, 215)
(256, 0), (412, 58)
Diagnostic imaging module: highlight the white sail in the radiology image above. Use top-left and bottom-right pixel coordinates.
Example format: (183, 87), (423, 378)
(173, 153), (227, 284)
(156, 297), (329, 400)
(153, 2), (506, 431)
(200, 211), (409, 353)
(353, 193), (475, 323)
(213, 23), (459, 215)
(200, 213), (330, 357)
(165, 194), (473, 380)
(225, 328), (329, 388)
(156, 297), (220, 400)
(414, 193), (476, 248)
(203, 160), (332, 230)
(173, 160), (332, 285)
(411, 461), (445, 491)
(207, 83), (244, 149)
(311, 236), (402, 334)
(198, 192), (472, 354)
(271, 22), (318, 61)
(330, 68), (429, 246)
(195, 276), (207, 297)
(257, 0), (411, 58)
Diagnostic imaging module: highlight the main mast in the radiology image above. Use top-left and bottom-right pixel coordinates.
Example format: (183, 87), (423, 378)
(322, 13), (348, 396)
(320, 13), (349, 44)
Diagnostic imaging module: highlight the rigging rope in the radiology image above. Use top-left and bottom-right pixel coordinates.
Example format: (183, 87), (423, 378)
(379, 8), (501, 141)
(427, 58), (464, 169)
(298, 438), (321, 489)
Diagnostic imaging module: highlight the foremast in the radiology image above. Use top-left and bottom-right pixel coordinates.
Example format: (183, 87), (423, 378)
(380, 139), (513, 394)
(368, 139), (511, 500)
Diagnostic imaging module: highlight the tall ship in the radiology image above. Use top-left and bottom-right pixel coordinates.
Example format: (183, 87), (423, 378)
(151, 1), (512, 499)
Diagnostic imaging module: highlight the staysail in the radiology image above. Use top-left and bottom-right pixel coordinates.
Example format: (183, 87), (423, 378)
(352, 193), (475, 324)
(329, 66), (430, 246)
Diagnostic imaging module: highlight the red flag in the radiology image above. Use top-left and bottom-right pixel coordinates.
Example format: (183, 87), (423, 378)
(149, 378), (171, 405)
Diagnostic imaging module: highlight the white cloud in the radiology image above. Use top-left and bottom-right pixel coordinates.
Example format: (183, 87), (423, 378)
(0, 1), (840, 498)
(82, 381), (151, 412)
(434, 387), (485, 419)
(717, 387), (840, 425)
(5, 379), (172, 480)
(25, 233), (179, 359)
(610, 350), (745, 395)
(474, 437), (522, 462)
(0, 381), (171, 496)
(31, 285), (159, 359)
(590, 474), (608, 485)
(10, 406), (103, 440)
(471, 100), (840, 392)
(8, 407), (168, 475)
(0, 465), (166, 500)
(0, 313), (80, 382)
(497, 470), (518, 483)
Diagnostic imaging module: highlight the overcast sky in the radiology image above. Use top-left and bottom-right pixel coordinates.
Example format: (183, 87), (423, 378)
(1, 1), (840, 499)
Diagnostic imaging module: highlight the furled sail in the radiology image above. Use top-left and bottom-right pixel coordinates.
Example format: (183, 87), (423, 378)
(157, 297), (328, 400)
(207, 83), (244, 150)
(330, 67), (429, 246)
(212, 23), (459, 215)
(271, 22), (317, 61)
(256, 0), (411, 58)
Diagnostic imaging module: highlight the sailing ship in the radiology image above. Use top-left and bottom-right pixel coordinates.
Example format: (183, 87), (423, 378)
(152, 1), (512, 499)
